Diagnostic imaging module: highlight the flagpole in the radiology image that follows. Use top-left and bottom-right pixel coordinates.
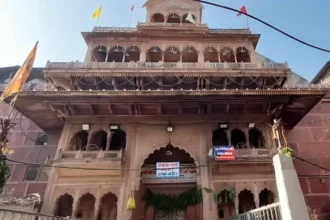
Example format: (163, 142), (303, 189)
(246, 16), (249, 29)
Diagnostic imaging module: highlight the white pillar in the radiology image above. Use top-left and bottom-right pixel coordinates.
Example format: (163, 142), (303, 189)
(273, 154), (309, 220)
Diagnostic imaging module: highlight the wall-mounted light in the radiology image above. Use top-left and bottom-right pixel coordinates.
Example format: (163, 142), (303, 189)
(82, 124), (90, 131)
(248, 123), (255, 128)
(166, 123), (174, 133)
(220, 124), (228, 129)
(110, 124), (120, 131)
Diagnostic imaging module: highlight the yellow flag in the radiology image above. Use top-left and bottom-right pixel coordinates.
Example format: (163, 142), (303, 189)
(0, 41), (38, 103)
(92, 7), (102, 19)
(126, 192), (135, 210)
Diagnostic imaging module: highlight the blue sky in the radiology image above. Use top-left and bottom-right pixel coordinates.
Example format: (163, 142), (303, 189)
(0, 0), (329, 81)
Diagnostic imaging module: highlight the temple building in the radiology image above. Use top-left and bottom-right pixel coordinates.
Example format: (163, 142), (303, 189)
(2, 0), (330, 219)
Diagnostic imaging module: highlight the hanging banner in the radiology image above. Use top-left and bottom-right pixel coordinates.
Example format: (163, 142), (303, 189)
(214, 146), (236, 161)
(156, 162), (180, 177)
(141, 163), (197, 184)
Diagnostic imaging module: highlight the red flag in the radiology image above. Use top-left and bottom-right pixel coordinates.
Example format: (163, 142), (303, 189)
(236, 5), (247, 16)
(131, 5), (134, 11)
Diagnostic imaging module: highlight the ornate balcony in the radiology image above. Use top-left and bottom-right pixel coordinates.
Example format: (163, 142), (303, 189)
(51, 149), (124, 178)
(235, 147), (278, 159)
(213, 147), (277, 175)
(45, 61), (289, 71)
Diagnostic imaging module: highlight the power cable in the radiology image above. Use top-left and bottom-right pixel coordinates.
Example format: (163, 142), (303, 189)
(4, 153), (276, 172)
(194, 0), (330, 53)
(292, 154), (330, 172)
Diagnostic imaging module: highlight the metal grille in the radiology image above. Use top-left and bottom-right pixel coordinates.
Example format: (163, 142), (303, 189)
(230, 202), (282, 220)
(0, 209), (77, 220)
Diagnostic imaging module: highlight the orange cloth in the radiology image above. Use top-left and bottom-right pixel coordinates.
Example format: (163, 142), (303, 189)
(0, 41), (38, 102)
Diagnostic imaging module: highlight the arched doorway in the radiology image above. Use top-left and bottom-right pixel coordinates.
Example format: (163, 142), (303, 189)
(135, 143), (200, 220)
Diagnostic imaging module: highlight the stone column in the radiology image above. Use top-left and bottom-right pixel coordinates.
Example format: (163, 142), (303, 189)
(253, 183), (259, 208)
(234, 197), (239, 215)
(273, 154), (309, 220)
(234, 52), (237, 63)
(198, 52), (204, 63)
(139, 50), (146, 62)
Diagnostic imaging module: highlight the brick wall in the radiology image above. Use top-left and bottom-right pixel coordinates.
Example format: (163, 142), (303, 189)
(289, 99), (330, 220)
(1, 103), (59, 198)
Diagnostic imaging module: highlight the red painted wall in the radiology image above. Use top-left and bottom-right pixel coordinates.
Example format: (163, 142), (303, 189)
(289, 98), (330, 220)
(0, 103), (59, 198)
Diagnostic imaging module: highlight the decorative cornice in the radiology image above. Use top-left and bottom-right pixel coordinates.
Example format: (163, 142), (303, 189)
(18, 88), (328, 98)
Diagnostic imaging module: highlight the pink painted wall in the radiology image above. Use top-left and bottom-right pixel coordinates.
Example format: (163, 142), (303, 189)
(289, 97), (330, 220)
(0, 103), (59, 198)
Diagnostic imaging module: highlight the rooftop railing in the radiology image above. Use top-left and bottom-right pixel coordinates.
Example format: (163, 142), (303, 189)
(229, 202), (282, 220)
(46, 61), (289, 70)
(92, 25), (251, 34)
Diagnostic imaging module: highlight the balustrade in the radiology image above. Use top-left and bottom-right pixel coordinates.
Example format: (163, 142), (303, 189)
(46, 61), (289, 70)
(235, 148), (278, 159)
(229, 202), (282, 220)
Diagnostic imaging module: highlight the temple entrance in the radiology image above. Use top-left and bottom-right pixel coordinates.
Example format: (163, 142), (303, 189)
(134, 143), (200, 220)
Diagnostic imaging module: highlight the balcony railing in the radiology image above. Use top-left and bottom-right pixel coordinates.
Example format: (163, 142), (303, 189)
(235, 148), (277, 159)
(55, 150), (122, 161)
(229, 202), (282, 220)
(52, 149), (124, 177)
(46, 61), (289, 70)
(93, 26), (137, 32)
(137, 22), (208, 28)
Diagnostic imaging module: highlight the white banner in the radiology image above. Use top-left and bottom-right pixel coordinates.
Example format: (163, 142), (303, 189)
(156, 162), (180, 178)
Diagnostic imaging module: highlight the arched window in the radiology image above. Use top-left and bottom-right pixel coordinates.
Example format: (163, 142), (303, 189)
(109, 130), (126, 150)
(167, 13), (181, 23)
(108, 45), (124, 62)
(259, 189), (274, 207)
(124, 46), (140, 62)
(164, 46), (180, 62)
(147, 46), (162, 62)
(231, 129), (246, 149)
(249, 128), (264, 148)
(204, 47), (218, 62)
(151, 13), (165, 23)
(236, 47), (251, 62)
(70, 131), (88, 150)
(212, 128), (229, 146)
(76, 193), (95, 219)
(220, 47), (235, 63)
(182, 46), (198, 63)
(35, 133), (48, 145)
(92, 46), (107, 62)
(238, 190), (256, 214)
(90, 130), (107, 150)
(55, 194), (73, 217)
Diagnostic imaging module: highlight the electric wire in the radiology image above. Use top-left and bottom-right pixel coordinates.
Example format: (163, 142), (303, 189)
(4, 154), (277, 172)
(194, 0), (330, 53)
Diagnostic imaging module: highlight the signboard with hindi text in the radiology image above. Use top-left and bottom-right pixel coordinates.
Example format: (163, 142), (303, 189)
(141, 163), (197, 184)
(214, 146), (236, 161)
(156, 162), (180, 177)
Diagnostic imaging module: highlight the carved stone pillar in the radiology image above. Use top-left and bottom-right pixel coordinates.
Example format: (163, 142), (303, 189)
(106, 132), (113, 151)
(139, 50), (146, 62)
(218, 53), (221, 63)
(253, 183), (260, 208)
(93, 199), (101, 220)
(105, 50), (110, 62)
(198, 52), (204, 63)
(234, 52), (237, 63)
(234, 197), (239, 215)
(162, 52), (165, 62)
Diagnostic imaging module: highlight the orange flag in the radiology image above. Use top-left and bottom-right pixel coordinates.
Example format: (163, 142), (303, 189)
(0, 41), (39, 102)
(237, 6), (247, 16)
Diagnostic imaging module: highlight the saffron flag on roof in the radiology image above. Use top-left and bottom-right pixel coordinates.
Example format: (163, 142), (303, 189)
(0, 41), (38, 103)
(236, 5), (247, 17)
(92, 6), (102, 19)
(131, 5), (135, 11)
